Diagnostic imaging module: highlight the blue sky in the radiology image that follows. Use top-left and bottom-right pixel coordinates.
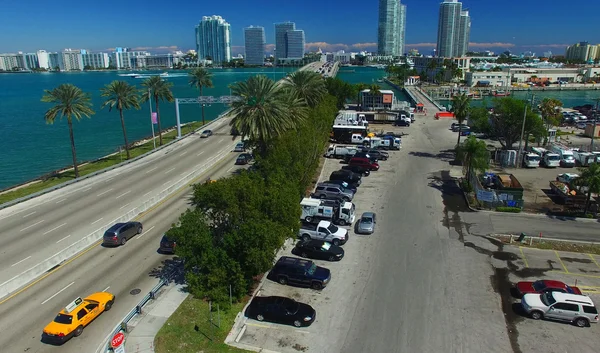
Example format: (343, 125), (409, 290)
(1, 0), (598, 55)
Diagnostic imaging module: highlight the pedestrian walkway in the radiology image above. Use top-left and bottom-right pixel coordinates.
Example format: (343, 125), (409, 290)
(123, 284), (188, 353)
(405, 86), (443, 114)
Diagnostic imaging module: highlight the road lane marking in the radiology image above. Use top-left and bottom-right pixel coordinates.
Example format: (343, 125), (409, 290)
(119, 203), (130, 210)
(105, 177), (114, 183)
(96, 188), (113, 197)
(41, 282), (75, 305)
(196, 151), (205, 156)
(163, 180), (172, 186)
(180, 151), (188, 156)
(22, 211), (36, 218)
(56, 235), (71, 243)
(164, 167), (175, 174)
(82, 186), (92, 192)
(218, 138), (224, 143)
(19, 220), (45, 232)
(227, 166), (236, 173)
(589, 254), (600, 270)
(136, 225), (155, 239)
(43, 223), (67, 235)
(91, 218), (104, 225)
(519, 247), (529, 268)
(11, 256), (31, 267)
(246, 322), (310, 333)
(143, 191), (152, 197)
(102, 286), (110, 292)
(145, 166), (158, 174)
(115, 190), (131, 199)
(55, 198), (67, 204)
(554, 251), (569, 273)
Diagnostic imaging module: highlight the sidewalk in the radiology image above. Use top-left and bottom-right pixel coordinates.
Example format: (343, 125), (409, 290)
(124, 284), (189, 353)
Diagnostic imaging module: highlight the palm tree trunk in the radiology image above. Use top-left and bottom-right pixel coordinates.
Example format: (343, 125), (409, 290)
(67, 117), (79, 178)
(119, 108), (130, 159)
(456, 128), (462, 149)
(200, 86), (205, 126)
(155, 96), (163, 146)
(585, 190), (592, 215)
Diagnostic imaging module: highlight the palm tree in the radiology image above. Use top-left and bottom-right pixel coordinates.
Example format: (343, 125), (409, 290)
(576, 163), (600, 215)
(355, 83), (369, 110)
(456, 136), (490, 180)
(282, 70), (326, 108)
(41, 84), (95, 178)
(100, 80), (141, 159)
(228, 75), (308, 155)
(189, 67), (214, 126)
(141, 76), (174, 146)
(427, 60), (438, 83)
(451, 93), (472, 148)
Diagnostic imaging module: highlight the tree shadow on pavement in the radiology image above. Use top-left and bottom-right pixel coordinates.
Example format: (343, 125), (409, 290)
(409, 149), (459, 164)
(148, 257), (186, 286)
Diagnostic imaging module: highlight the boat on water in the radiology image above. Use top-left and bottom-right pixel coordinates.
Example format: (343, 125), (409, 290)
(377, 79), (384, 83)
(118, 73), (140, 77)
(133, 72), (170, 79)
(492, 90), (511, 97)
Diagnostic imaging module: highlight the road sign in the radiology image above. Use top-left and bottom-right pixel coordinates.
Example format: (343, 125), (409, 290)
(111, 332), (125, 348)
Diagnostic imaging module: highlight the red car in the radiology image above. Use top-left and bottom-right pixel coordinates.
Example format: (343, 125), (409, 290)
(348, 157), (379, 171)
(515, 280), (582, 296)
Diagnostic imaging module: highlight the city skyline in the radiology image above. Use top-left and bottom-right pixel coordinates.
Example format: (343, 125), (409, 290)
(436, 0), (470, 57)
(377, 0), (407, 56)
(1, 0), (600, 55)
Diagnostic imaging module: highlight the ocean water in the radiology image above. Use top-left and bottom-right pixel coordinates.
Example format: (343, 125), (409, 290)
(0, 68), (294, 189)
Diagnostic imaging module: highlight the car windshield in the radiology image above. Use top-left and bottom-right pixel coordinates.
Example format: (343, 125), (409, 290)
(540, 292), (556, 306)
(54, 313), (73, 325)
(532, 280), (546, 292)
(527, 155), (540, 162)
(307, 263), (317, 275)
(361, 217), (373, 223)
(327, 224), (339, 233)
(548, 155), (560, 161)
(564, 155), (575, 161)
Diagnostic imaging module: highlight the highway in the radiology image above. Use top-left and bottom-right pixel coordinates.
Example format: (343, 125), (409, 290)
(0, 116), (238, 299)
(0, 144), (244, 353)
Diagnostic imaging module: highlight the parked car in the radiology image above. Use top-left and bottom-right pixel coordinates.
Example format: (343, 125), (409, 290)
(451, 123), (469, 132)
(515, 280), (582, 297)
(521, 292), (598, 327)
(298, 220), (348, 245)
(234, 142), (245, 152)
(200, 129), (213, 138)
(323, 179), (358, 193)
(293, 239), (344, 261)
(556, 173), (579, 184)
(348, 157), (379, 171)
(344, 152), (377, 163)
(235, 153), (254, 165)
(312, 183), (354, 201)
(103, 222), (143, 246)
(342, 164), (371, 176)
(395, 119), (410, 127)
(159, 234), (176, 254)
(329, 170), (362, 187)
(268, 256), (331, 290)
(365, 149), (389, 160)
(245, 296), (316, 327)
(356, 212), (376, 234)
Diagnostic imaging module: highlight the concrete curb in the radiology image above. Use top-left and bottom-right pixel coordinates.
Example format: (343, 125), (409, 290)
(490, 233), (600, 246)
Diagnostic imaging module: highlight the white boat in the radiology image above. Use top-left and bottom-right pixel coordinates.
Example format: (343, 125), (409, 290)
(118, 73), (139, 77)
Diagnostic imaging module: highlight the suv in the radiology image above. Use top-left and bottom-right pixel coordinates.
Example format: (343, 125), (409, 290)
(312, 183), (354, 201)
(268, 256), (331, 290)
(348, 157), (379, 171)
(345, 152), (377, 163)
(103, 222), (143, 246)
(329, 170), (362, 187)
(521, 292), (599, 327)
(159, 234), (176, 254)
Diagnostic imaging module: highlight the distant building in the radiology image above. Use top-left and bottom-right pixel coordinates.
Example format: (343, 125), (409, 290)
(565, 42), (599, 62)
(195, 15), (232, 64)
(22, 53), (39, 70)
(412, 56), (471, 81)
(244, 26), (265, 65)
(377, 0), (407, 56)
(110, 48), (150, 69)
(61, 49), (84, 71)
(543, 51), (553, 58)
(37, 50), (50, 69)
(437, 0), (470, 57)
(82, 52), (110, 69)
(325, 50), (356, 64)
(274, 22), (296, 62)
(286, 30), (305, 59)
(48, 52), (61, 70)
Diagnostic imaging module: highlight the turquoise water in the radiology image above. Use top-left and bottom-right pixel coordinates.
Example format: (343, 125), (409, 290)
(0, 68), (294, 189)
(437, 90), (600, 110)
(336, 66), (409, 101)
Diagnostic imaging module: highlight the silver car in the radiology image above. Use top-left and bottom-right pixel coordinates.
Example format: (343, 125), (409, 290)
(357, 212), (376, 234)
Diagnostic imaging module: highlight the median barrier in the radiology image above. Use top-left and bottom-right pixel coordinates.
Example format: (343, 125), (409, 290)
(0, 140), (238, 301)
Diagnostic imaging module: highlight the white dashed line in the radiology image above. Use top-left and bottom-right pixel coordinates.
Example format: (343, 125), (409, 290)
(105, 177), (114, 183)
(145, 167), (158, 174)
(41, 282), (75, 305)
(115, 190), (131, 199)
(91, 218), (104, 225)
(11, 256), (31, 267)
(136, 225), (155, 239)
(22, 211), (36, 218)
(56, 235), (71, 243)
(163, 180), (172, 186)
(43, 223), (67, 235)
(143, 191), (152, 197)
(164, 167), (175, 174)
(19, 220), (45, 232)
(82, 187), (92, 192)
(196, 151), (205, 156)
(119, 203), (130, 210)
(55, 199), (67, 204)
(102, 286), (110, 292)
(180, 151), (188, 156)
(96, 189), (113, 197)
(218, 138), (224, 143)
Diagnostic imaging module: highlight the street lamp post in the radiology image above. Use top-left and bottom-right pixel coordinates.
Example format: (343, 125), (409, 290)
(517, 92), (535, 168)
(148, 88), (156, 149)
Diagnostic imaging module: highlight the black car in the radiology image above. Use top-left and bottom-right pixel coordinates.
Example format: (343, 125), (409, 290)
(345, 152), (377, 163)
(268, 256), (331, 290)
(395, 119), (410, 126)
(324, 179), (358, 193)
(293, 240), (344, 261)
(245, 296), (316, 327)
(159, 234), (176, 254)
(235, 153), (253, 165)
(103, 222), (143, 246)
(342, 164), (370, 176)
(330, 170), (362, 187)
(365, 149), (389, 160)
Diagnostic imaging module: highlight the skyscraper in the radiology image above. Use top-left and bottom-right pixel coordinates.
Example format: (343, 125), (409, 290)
(285, 30), (305, 59)
(436, 0), (470, 57)
(274, 22), (295, 61)
(377, 0), (407, 56)
(195, 15), (231, 64)
(244, 26), (265, 65)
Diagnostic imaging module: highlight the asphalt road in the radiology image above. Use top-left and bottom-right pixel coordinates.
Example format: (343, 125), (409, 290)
(0, 117), (238, 297)
(0, 147), (244, 353)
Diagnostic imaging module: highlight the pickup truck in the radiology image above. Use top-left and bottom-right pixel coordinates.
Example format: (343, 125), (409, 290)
(298, 220), (348, 246)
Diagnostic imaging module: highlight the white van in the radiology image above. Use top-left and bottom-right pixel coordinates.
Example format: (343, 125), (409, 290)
(550, 145), (576, 167)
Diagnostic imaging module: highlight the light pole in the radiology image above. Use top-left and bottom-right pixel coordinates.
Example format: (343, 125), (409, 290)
(517, 91), (535, 168)
(148, 88), (156, 149)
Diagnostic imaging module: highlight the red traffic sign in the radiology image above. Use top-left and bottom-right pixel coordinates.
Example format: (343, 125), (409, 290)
(111, 332), (125, 348)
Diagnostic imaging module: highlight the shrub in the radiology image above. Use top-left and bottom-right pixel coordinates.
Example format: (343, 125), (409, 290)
(495, 206), (522, 213)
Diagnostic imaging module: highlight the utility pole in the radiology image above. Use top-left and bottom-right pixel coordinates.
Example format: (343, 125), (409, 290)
(517, 93), (535, 168)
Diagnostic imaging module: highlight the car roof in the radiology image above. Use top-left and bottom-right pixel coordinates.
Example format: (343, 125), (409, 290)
(276, 256), (312, 268)
(361, 212), (375, 218)
(551, 292), (594, 305)
(540, 280), (569, 288)
(106, 223), (126, 232)
(299, 239), (326, 247)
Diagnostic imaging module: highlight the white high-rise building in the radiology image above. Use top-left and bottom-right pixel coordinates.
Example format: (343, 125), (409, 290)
(436, 0), (470, 57)
(61, 49), (84, 71)
(286, 30), (305, 59)
(195, 15), (232, 64)
(377, 0), (407, 56)
(244, 26), (266, 65)
(82, 52), (110, 69)
(37, 50), (50, 69)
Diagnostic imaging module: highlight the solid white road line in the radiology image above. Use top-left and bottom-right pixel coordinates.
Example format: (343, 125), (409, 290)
(91, 218), (104, 225)
(196, 151), (205, 156)
(43, 223), (67, 235)
(136, 225), (155, 239)
(56, 235), (71, 243)
(145, 166), (158, 174)
(143, 191), (152, 197)
(11, 256), (31, 267)
(55, 198), (67, 204)
(104, 177), (114, 183)
(103, 286), (110, 292)
(180, 151), (188, 157)
(82, 186), (92, 192)
(19, 220), (45, 232)
(115, 190), (131, 199)
(119, 203), (130, 210)
(22, 211), (36, 218)
(164, 167), (175, 174)
(96, 188), (113, 197)
(41, 282), (75, 305)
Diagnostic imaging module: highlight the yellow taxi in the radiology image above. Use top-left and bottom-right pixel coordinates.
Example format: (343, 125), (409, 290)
(42, 292), (115, 343)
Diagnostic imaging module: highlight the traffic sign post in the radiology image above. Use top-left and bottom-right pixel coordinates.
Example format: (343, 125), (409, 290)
(111, 332), (126, 353)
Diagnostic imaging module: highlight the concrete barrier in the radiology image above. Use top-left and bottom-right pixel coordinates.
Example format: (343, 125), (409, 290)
(0, 140), (237, 300)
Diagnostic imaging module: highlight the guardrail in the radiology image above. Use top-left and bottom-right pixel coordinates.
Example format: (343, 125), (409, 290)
(412, 86), (444, 111)
(0, 110), (231, 211)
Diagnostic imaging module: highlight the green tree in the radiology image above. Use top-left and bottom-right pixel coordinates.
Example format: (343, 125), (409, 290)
(41, 84), (95, 178)
(188, 67), (214, 126)
(228, 75), (308, 155)
(576, 163), (600, 215)
(354, 83), (369, 110)
(468, 105), (492, 135)
(488, 97), (545, 149)
(282, 70), (326, 108)
(451, 93), (472, 147)
(324, 77), (355, 109)
(100, 80), (141, 159)
(539, 97), (563, 128)
(456, 135), (490, 179)
(141, 76), (174, 146)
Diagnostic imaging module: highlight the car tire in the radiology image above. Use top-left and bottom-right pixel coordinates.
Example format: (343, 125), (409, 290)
(311, 282), (323, 290)
(305, 216), (312, 223)
(278, 277), (288, 285)
(293, 320), (302, 327)
(121, 237), (127, 246)
(338, 219), (346, 226)
(137, 226), (143, 234)
(256, 314), (264, 322)
(575, 317), (589, 327)
(328, 255), (335, 261)
(74, 325), (84, 337)
(301, 252), (308, 258)
(302, 234), (311, 242)
(319, 194), (326, 199)
(332, 238), (340, 246)
(530, 310), (543, 320)
(105, 300), (114, 311)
